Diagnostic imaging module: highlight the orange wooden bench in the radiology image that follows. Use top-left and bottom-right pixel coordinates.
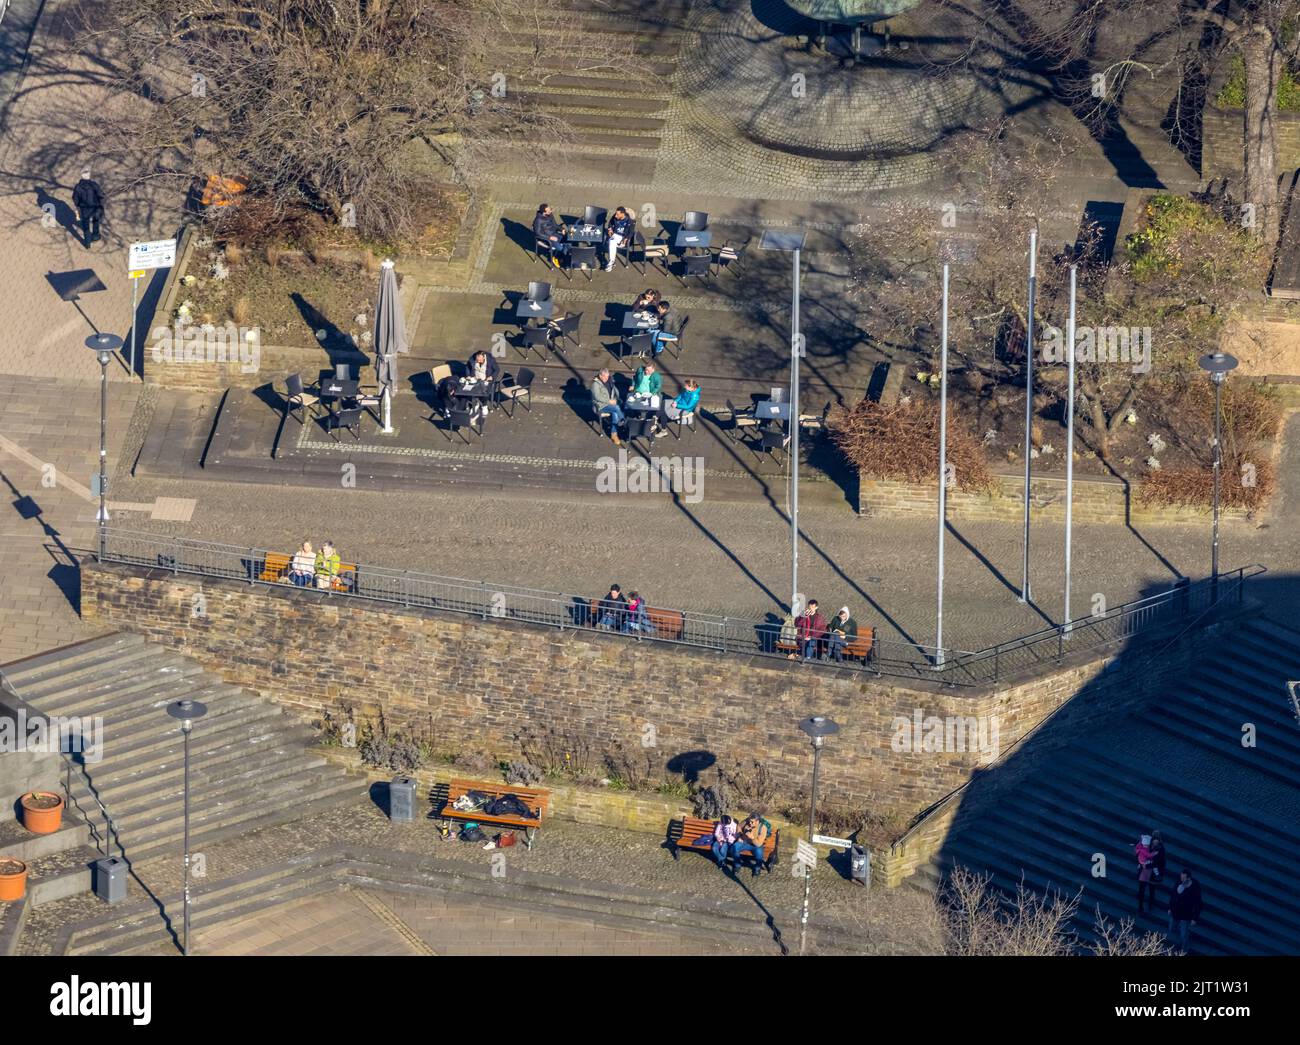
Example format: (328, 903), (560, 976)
(587, 599), (684, 639)
(668, 815), (779, 868)
(777, 626), (875, 663)
(436, 778), (550, 849)
(259, 552), (357, 592)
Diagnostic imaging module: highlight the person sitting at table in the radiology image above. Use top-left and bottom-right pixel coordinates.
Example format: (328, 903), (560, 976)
(631, 288), (660, 315)
(533, 203), (568, 268)
(663, 378), (700, 424)
(289, 540), (315, 587)
(596, 583), (628, 630)
(652, 300), (682, 355)
(631, 360), (661, 399)
(465, 350), (500, 420)
(591, 367), (624, 445)
(825, 606), (859, 663)
(314, 540), (341, 590)
(605, 205), (635, 272)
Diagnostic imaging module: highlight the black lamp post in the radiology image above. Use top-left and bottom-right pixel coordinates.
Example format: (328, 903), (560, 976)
(1197, 351), (1238, 588)
(797, 715), (839, 955)
(167, 698), (208, 955)
(84, 333), (123, 561)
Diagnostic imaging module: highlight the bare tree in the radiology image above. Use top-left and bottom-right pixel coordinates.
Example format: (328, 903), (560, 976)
(1023, 0), (1300, 244)
(74, 0), (633, 239)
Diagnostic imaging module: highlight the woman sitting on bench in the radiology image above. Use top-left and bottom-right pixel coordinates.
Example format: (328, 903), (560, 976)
(289, 540), (315, 587)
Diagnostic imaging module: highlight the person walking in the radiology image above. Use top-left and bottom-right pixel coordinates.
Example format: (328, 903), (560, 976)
(72, 169), (105, 246)
(1135, 834), (1156, 915)
(1168, 868), (1203, 952)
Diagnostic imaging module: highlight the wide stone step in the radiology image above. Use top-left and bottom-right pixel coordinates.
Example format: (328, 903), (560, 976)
(519, 89), (669, 114)
(27, 669), (214, 726)
(0, 633), (143, 683)
(75, 702), (295, 769)
(87, 684), (253, 739)
(1137, 703), (1300, 787)
(547, 111), (665, 132)
(9, 644), (182, 703)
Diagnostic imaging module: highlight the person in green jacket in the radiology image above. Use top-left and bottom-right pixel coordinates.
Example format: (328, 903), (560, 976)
(314, 540), (341, 589)
(631, 360), (661, 398)
(825, 606), (858, 663)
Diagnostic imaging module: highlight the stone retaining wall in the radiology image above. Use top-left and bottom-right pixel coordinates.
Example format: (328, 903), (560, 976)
(859, 471), (1253, 525)
(81, 561), (1198, 827)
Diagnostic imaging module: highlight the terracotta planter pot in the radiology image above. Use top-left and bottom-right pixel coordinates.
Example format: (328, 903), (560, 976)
(21, 791), (65, 835)
(0, 858), (28, 902)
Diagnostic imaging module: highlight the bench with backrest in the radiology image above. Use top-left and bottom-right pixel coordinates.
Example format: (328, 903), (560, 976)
(258, 551), (357, 592)
(667, 816), (779, 869)
(437, 778), (550, 849)
(776, 626), (875, 663)
(587, 599), (684, 640)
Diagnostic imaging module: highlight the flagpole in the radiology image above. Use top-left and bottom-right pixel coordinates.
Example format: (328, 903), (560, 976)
(935, 263), (949, 668)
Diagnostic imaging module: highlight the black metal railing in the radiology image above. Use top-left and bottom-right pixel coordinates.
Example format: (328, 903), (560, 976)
(95, 528), (1262, 688)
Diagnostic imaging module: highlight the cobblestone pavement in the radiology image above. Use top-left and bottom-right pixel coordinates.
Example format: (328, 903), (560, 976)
(19, 798), (939, 956)
(140, 886), (754, 956)
(0, 0), (177, 381)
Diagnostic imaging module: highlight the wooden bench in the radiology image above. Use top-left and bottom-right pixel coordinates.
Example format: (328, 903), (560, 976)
(587, 599), (684, 640)
(436, 778), (549, 849)
(668, 816), (779, 869)
(776, 626), (875, 663)
(258, 552), (356, 592)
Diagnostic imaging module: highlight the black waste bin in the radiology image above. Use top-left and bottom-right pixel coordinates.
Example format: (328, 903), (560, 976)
(389, 776), (418, 822)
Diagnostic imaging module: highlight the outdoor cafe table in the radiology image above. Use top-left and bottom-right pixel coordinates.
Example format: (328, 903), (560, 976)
(752, 399), (791, 424)
(674, 228), (712, 250)
(622, 311), (660, 332)
(450, 376), (493, 405)
(624, 393), (661, 417)
(515, 297), (554, 322)
(566, 224), (605, 245)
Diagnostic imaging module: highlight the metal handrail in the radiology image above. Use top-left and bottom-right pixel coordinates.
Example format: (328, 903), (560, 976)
(94, 528), (1263, 689)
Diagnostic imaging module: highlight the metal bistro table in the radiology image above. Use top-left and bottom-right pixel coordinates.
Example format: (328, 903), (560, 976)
(516, 297), (554, 323)
(624, 393), (661, 418)
(451, 376), (493, 406)
(752, 399), (791, 424)
(622, 311), (660, 332)
(566, 224), (605, 245)
(674, 228), (712, 251)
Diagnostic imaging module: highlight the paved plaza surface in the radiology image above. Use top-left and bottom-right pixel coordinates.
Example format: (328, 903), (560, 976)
(18, 797), (937, 956)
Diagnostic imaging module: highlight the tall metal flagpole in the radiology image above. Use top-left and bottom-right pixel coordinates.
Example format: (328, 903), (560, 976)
(790, 246), (801, 616)
(936, 264), (949, 667)
(1020, 230), (1037, 603)
(1063, 264), (1077, 634)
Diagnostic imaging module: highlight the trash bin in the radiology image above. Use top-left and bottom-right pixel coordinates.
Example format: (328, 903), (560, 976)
(849, 844), (870, 887)
(389, 776), (418, 822)
(94, 856), (127, 903)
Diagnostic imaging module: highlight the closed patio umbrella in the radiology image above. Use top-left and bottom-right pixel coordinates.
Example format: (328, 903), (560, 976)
(372, 258), (408, 433)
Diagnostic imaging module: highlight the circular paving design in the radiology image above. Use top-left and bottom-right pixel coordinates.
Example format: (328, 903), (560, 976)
(669, 0), (1004, 193)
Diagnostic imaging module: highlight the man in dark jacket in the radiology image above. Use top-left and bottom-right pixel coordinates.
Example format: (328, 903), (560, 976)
(72, 169), (105, 246)
(532, 203), (568, 268)
(463, 350), (500, 422)
(1168, 868), (1203, 952)
(596, 584), (627, 630)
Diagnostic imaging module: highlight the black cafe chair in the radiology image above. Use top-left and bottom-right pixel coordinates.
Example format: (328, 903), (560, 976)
(619, 332), (654, 365)
(568, 242), (599, 280)
(499, 368), (535, 416)
(284, 372), (320, 424)
(550, 310), (583, 350)
(682, 210), (709, 232)
(676, 251), (713, 285)
(615, 230), (647, 274)
(625, 416), (654, 449)
(583, 205), (607, 228)
(326, 406), (364, 441)
(527, 280), (552, 305)
(519, 324), (554, 359)
(444, 405), (482, 444)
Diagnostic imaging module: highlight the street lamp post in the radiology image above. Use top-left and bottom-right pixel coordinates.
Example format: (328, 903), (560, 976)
(84, 333), (123, 561)
(167, 698), (208, 955)
(1198, 351), (1238, 591)
(797, 714), (839, 956)
(761, 229), (809, 616)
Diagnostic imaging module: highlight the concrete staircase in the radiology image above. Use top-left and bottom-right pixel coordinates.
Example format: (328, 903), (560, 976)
(0, 632), (364, 906)
(916, 615), (1300, 955)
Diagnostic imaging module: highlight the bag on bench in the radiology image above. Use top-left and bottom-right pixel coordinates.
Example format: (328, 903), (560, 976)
(484, 793), (538, 820)
(452, 790), (493, 812)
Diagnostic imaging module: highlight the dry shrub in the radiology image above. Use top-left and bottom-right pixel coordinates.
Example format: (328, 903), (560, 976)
(830, 398), (994, 493)
(361, 248), (382, 275)
(717, 759), (779, 814)
(207, 193), (321, 251)
(265, 244), (282, 269)
(1139, 379), (1281, 510)
(603, 741), (661, 791)
(231, 296), (251, 325)
(224, 242), (243, 266)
